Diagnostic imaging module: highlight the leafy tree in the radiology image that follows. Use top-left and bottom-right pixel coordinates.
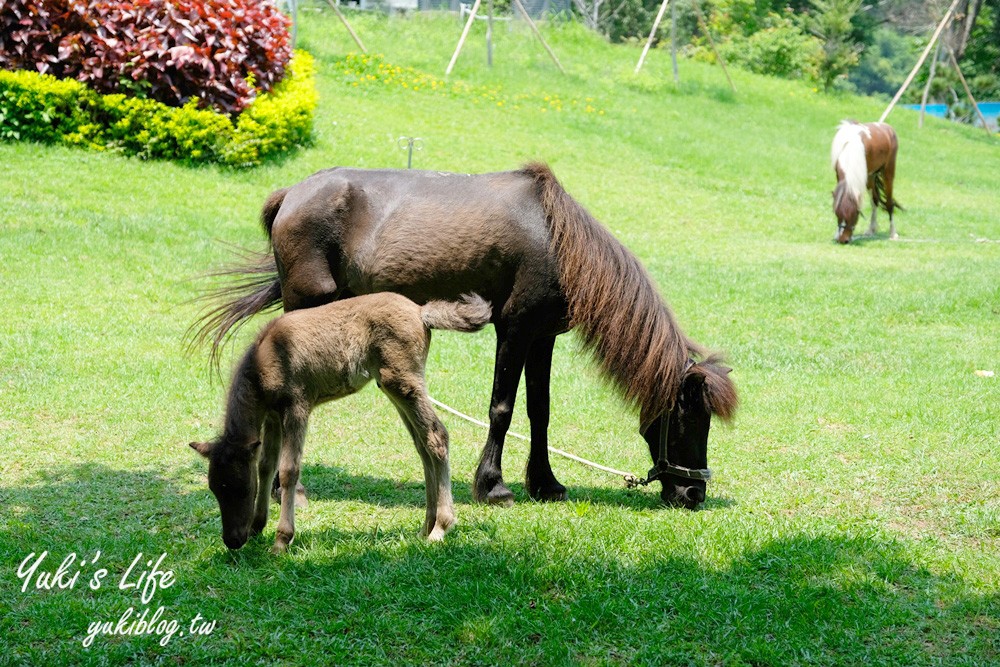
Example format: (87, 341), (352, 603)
(807, 0), (863, 90)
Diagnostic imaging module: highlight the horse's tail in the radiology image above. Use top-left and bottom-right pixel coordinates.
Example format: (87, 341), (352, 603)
(188, 189), (289, 371)
(831, 120), (868, 207)
(522, 162), (727, 425)
(421, 294), (492, 333)
(260, 187), (289, 238)
(871, 171), (904, 213)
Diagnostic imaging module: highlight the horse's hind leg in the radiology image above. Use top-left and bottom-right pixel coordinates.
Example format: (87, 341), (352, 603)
(270, 207), (342, 313)
(883, 157), (899, 240)
(383, 381), (455, 541)
(524, 335), (566, 502)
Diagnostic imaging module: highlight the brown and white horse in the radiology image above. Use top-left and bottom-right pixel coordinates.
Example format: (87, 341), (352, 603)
(830, 120), (900, 244)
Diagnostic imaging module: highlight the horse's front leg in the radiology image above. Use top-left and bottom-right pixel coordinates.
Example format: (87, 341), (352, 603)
(273, 407), (308, 554)
(524, 335), (566, 501)
(473, 328), (529, 506)
(866, 193), (879, 236)
(253, 413), (281, 537)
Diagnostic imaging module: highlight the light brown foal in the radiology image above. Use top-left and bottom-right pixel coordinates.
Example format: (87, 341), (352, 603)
(190, 292), (491, 552)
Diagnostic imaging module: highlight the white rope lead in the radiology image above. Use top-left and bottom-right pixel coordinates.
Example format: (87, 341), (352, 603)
(428, 396), (645, 485)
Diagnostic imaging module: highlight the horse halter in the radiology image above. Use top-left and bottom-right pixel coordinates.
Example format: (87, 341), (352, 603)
(640, 360), (713, 486)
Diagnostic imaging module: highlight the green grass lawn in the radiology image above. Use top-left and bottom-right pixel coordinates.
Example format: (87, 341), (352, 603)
(1, 9), (998, 666)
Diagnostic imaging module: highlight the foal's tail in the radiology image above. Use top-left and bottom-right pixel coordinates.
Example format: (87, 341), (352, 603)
(421, 294), (492, 333)
(188, 188), (289, 370)
(831, 120), (868, 207)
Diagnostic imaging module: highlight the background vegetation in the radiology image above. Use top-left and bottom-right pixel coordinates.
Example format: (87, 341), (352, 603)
(1, 10), (998, 666)
(578, 0), (999, 109)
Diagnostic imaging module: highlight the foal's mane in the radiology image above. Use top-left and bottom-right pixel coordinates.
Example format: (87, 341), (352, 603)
(522, 163), (709, 426)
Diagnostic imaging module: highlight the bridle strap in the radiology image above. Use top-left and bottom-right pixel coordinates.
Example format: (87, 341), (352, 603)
(643, 359), (712, 485)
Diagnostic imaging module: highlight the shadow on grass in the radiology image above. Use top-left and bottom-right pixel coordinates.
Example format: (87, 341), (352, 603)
(296, 462), (736, 512)
(2, 464), (997, 665)
(833, 230), (899, 246)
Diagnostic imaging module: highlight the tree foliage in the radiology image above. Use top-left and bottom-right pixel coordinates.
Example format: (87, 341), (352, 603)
(0, 0), (292, 115)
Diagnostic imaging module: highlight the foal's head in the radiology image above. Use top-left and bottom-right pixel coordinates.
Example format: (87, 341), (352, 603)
(832, 180), (860, 244)
(190, 437), (261, 549)
(641, 360), (737, 509)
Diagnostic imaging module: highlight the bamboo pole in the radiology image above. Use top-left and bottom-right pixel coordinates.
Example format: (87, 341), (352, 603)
(879, 0), (962, 123)
(323, 0), (368, 54)
(919, 40), (941, 128)
(446, 0), (483, 76)
(512, 0), (566, 74)
(691, 0), (735, 92)
(634, 0), (670, 74)
(948, 48), (992, 134)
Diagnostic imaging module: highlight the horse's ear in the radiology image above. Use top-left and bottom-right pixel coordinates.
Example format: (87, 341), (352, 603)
(189, 440), (214, 458)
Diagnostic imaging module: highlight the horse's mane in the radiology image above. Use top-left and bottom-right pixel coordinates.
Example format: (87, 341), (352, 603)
(220, 343), (267, 447)
(833, 179), (859, 223)
(522, 162), (719, 426)
(831, 120), (868, 206)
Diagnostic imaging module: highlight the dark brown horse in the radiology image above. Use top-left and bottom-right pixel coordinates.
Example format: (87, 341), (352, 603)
(195, 163), (738, 510)
(830, 120), (900, 244)
(191, 292), (492, 552)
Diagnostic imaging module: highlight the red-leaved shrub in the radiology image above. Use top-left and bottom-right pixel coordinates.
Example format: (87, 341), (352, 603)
(0, 0), (292, 115)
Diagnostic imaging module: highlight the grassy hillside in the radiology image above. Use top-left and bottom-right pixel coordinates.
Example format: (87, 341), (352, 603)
(1, 10), (997, 666)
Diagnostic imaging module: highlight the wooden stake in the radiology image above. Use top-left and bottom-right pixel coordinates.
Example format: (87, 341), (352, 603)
(879, 0), (962, 123)
(691, 0), (734, 92)
(446, 0), (483, 76)
(919, 40), (941, 128)
(948, 48), (992, 134)
(512, 0), (566, 74)
(323, 0), (368, 54)
(634, 0), (670, 74)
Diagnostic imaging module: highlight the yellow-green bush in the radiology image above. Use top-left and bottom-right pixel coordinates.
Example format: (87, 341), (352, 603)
(0, 50), (317, 167)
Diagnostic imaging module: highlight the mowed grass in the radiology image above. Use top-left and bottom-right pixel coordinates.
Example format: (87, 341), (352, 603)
(1, 9), (998, 665)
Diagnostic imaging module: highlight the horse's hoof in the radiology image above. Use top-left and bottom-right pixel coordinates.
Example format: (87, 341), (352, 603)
(890, 233), (900, 241)
(531, 484), (568, 502)
(271, 535), (292, 554)
(480, 484), (515, 507)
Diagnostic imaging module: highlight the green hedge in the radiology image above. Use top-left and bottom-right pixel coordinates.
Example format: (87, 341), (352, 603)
(0, 50), (317, 167)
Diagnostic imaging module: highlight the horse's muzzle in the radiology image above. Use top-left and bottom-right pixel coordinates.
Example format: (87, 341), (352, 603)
(663, 484), (705, 510)
(223, 529), (250, 550)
